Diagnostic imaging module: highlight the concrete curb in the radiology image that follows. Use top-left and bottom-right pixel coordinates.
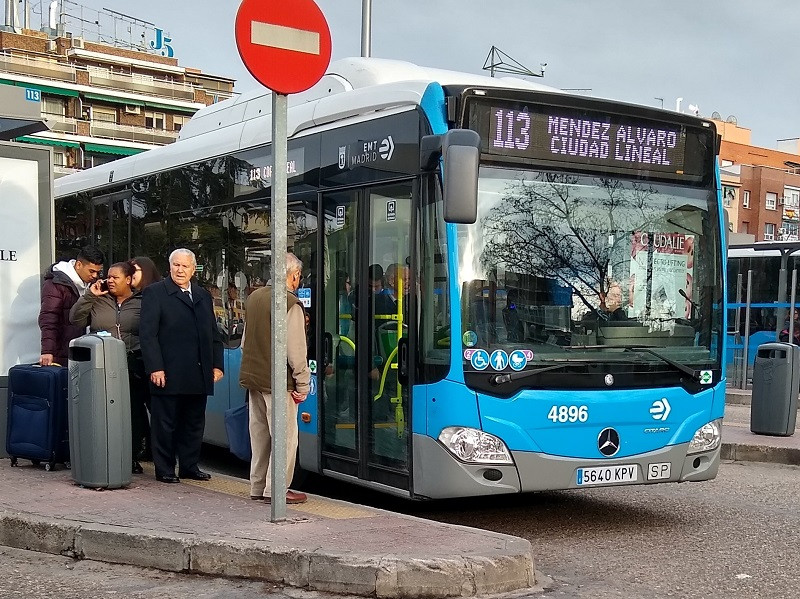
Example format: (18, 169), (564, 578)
(0, 511), (535, 598)
(722, 442), (800, 467)
(725, 391), (752, 406)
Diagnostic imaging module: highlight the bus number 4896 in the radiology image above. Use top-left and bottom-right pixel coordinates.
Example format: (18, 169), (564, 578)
(547, 405), (589, 423)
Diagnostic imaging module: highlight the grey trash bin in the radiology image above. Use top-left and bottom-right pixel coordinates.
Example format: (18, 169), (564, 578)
(68, 334), (132, 488)
(750, 342), (800, 436)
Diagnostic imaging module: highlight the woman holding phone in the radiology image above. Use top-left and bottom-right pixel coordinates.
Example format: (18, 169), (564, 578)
(69, 260), (146, 474)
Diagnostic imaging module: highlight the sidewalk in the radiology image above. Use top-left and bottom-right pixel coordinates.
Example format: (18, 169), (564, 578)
(0, 461), (536, 598)
(723, 388), (800, 466)
(0, 389), (793, 599)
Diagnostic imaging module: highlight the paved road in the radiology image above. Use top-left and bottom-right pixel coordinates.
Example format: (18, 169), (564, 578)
(6, 456), (795, 599)
(0, 546), (321, 599)
(410, 461), (800, 599)
(202, 446), (800, 598)
(203, 447), (800, 598)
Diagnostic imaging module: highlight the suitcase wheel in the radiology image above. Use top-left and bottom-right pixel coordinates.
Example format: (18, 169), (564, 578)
(45, 462), (53, 472)
(64, 461), (71, 469)
(10, 457), (17, 467)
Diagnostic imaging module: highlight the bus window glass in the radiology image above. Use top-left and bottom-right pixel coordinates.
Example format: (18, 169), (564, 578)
(418, 178), (450, 381)
(458, 167), (722, 386)
(55, 192), (93, 261)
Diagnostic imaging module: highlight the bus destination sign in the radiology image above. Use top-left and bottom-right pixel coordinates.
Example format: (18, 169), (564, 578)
(473, 101), (711, 180)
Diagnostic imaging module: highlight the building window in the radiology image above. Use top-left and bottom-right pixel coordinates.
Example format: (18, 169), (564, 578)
(764, 223), (776, 241)
(786, 189), (800, 208)
(742, 221), (749, 234)
(722, 186), (736, 208)
(52, 151), (65, 167)
(42, 96), (65, 117)
(782, 222), (799, 241)
(173, 115), (189, 132)
(91, 106), (117, 123)
(742, 190), (750, 208)
(145, 111), (165, 130)
(83, 153), (116, 169)
(766, 192), (778, 211)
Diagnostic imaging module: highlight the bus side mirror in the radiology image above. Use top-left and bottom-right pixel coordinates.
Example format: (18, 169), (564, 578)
(422, 129), (480, 224)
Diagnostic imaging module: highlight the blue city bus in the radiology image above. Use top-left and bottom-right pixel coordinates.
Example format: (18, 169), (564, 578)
(54, 58), (726, 498)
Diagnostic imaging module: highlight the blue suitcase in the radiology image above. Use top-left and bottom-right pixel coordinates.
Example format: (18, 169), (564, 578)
(6, 365), (70, 471)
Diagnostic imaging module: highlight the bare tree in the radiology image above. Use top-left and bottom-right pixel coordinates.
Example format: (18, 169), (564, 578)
(480, 172), (665, 313)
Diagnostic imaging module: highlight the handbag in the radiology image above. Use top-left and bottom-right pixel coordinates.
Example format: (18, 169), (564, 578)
(224, 402), (252, 462)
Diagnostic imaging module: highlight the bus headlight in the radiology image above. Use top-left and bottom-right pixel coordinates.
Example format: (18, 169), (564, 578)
(438, 427), (513, 464)
(687, 419), (722, 454)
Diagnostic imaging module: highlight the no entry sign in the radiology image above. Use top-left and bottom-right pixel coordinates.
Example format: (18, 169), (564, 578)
(235, 0), (332, 95)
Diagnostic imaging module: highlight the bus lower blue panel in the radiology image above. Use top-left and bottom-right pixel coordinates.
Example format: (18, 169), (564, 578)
(299, 373), (318, 437)
(420, 379), (479, 437)
(477, 385), (720, 460)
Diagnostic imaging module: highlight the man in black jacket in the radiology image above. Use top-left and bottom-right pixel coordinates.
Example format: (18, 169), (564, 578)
(140, 248), (224, 483)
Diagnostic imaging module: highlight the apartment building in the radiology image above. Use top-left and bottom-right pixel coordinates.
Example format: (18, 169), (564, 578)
(712, 117), (800, 241)
(0, 11), (234, 177)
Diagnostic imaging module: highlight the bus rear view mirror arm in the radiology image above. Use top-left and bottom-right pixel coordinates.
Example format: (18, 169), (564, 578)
(421, 129), (480, 225)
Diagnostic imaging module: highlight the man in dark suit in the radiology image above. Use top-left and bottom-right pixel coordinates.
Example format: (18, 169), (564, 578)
(140, 248), (224, 483)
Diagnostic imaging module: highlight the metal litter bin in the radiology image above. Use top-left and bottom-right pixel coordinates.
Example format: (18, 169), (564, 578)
(750, 342), (800, 436)
(68, 334), (132, 488)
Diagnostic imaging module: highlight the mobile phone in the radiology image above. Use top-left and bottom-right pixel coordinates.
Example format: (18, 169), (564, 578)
(99, 279), (109, 292)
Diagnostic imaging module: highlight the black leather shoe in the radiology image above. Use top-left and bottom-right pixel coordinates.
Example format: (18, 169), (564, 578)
(179, 470), (211, 481)
(132, 461), (144, 474)
(156, 474), (180, 483)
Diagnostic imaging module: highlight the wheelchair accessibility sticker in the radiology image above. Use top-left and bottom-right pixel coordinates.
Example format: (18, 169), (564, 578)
(470, 349), (490, 370)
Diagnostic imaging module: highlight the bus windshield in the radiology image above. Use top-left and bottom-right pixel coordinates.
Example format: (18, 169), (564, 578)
(458, 166), (723, 381)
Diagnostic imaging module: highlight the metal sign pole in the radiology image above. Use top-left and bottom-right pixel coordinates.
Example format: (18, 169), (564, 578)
(789, 269), (798, 342)
(741, 270), (753, 390)
(361, 0), (372, 57)
(270, 91), (288, 522)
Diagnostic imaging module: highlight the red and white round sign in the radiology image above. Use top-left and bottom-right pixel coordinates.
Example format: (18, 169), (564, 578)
(235, 0), (332, 95)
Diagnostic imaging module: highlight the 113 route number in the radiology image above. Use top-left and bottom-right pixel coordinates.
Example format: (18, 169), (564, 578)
(547, 405), (589, 423)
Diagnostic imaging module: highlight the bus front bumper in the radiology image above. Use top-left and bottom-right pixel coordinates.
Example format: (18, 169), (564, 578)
(412, 433), (719, 499)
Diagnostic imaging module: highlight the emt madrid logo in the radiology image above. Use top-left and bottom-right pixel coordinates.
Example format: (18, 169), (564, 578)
(338, 136), (395, 170)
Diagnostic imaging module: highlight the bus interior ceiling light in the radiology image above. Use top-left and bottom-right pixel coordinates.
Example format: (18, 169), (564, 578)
(687, 419), (722, 454)
(438, 427), (513, 464)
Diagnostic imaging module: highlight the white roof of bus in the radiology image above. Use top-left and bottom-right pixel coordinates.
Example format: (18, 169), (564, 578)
(55, 57), (559, 197)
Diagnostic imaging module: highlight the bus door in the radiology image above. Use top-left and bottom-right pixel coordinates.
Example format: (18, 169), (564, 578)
(320, 182), (414, 491)
(90, 189), (131, 266)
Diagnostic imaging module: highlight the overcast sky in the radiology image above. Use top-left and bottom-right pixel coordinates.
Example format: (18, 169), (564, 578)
(49, 0), (799, 148)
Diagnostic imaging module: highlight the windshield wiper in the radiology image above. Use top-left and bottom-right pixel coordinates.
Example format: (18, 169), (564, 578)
(624, 347), (702, 382)
(491, 363), (568, 386)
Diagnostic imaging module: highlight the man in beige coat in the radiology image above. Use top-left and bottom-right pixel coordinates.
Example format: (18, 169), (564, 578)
(239, 253), (310, 504)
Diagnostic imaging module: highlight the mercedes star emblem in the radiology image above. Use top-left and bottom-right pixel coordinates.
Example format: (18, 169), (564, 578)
(598, 427), (620, 457)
